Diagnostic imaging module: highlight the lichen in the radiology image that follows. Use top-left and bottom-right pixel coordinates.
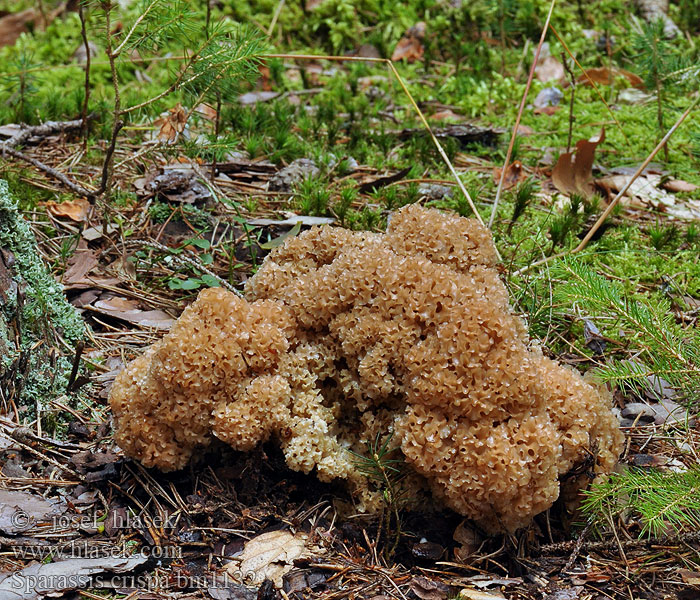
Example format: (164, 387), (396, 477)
(0, 179), (85, 414)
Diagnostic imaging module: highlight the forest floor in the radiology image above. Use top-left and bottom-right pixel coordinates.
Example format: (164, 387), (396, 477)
(0, 1), (699, 599)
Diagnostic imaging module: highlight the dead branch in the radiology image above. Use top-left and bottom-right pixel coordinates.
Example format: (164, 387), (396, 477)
(0, 115), (100, 198)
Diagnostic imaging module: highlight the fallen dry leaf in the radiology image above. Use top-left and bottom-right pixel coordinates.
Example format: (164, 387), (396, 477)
(662, 178), (699, 193)
(391, 22), (426, 62)
(153, 102), (188, 144)
(534, 105), (559, 116)
(430, 109), (462, 121)
(0, 489), (64, 534)
(577, 66), (644, 88)
(597, 172), (700, 220)
(459, 590), (506, 600)
(88, 296), (174, 330)
(46, 198), (91, 222)
(552, 127), (605, 199)
(409, 576), (449, 600)
(62, 244), (99, 286)
(226, 530), (322, 587)
(194, 103), (218, 121)
(679, 569), (700, 586)
(493, 160), (527, 190)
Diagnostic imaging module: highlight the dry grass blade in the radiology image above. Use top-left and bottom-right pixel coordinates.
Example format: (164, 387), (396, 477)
(488, 0), (557, 229)
(512, 94), (699, 277)
(574, 94), (700, 252)
(549, 24), (630, 145)
(266, 53), (489, 234)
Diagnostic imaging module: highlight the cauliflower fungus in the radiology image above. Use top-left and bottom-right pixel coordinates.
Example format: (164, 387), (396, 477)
(110, 204), (622, 532)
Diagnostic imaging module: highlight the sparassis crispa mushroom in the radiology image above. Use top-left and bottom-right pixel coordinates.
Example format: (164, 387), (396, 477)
(110, 204), (622, 532)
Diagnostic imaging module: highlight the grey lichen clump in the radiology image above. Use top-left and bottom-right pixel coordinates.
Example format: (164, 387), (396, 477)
(0, 179), (84, 412)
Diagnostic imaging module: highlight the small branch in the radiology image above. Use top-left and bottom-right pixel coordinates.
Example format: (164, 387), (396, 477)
(78, 3), (92, 146)
(94, 120), (125, 197)
(1, 146), (95, 197)
(1, 117), (92, 149)
(112, 0), (161, 58)
(0, 116), (99, 197)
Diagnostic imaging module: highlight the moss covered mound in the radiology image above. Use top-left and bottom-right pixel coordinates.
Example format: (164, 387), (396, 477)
(0, 179), (84, 414)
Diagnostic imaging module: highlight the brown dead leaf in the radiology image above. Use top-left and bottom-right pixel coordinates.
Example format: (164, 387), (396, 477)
(0, 489), (64, 534)
(88, 296), (174, 330)
(577, 67), (644, 88)
(533, 105), (559, 116)
(679, 569), (700, 586)
(46, 198), (91, 222)
(493, 160), (527, 190)
(153, 102), (188, 144)
(662, 178), (699, 193)
(459, 590), (506, 600)
(535, 55), (565, 83)
(552, 128), (605, 199)
(62, 244), (98, 286)
(430, 109), (462, 121)
(0, 9), (39, 47)
(596, 172), (700, 219)
(194, 103), (218, 121)
(62, 243), (122, 291)
(226, 530), (323, 587)
(409, 577), (449, 600)
(258, 64), (272, 91)
(391, 22), (426, 62)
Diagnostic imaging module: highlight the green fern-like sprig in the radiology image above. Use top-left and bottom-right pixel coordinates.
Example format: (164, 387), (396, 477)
(553, 259), (699, 400)
(582, 467), (700, 537)
(350, 432), (407, 559)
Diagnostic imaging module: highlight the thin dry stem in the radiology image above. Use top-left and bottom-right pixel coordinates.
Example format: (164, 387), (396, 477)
(549, 25), (630, 144)
(266, 53), (493, 252)
(488, 0), (556, 229)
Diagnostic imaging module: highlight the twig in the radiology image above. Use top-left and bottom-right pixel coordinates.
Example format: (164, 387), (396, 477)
(0, 115), (100, 197)
(488, 0), (557, 229)
(561, 51), (575, 153)
(539, 529), (700, 557)
(78, 3), (92, 147)
(267, 0), (286, 37)
(574, 94), (699, 252)
(563, 520), (592, 571)
(1, 117), (93, 149)
(1, 146), (95, 197)
(66, 340), (85, 393)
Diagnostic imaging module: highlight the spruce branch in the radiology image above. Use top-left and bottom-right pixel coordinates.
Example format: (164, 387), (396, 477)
(553, 259), (699, 398)
(582, 467), (700, 537)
